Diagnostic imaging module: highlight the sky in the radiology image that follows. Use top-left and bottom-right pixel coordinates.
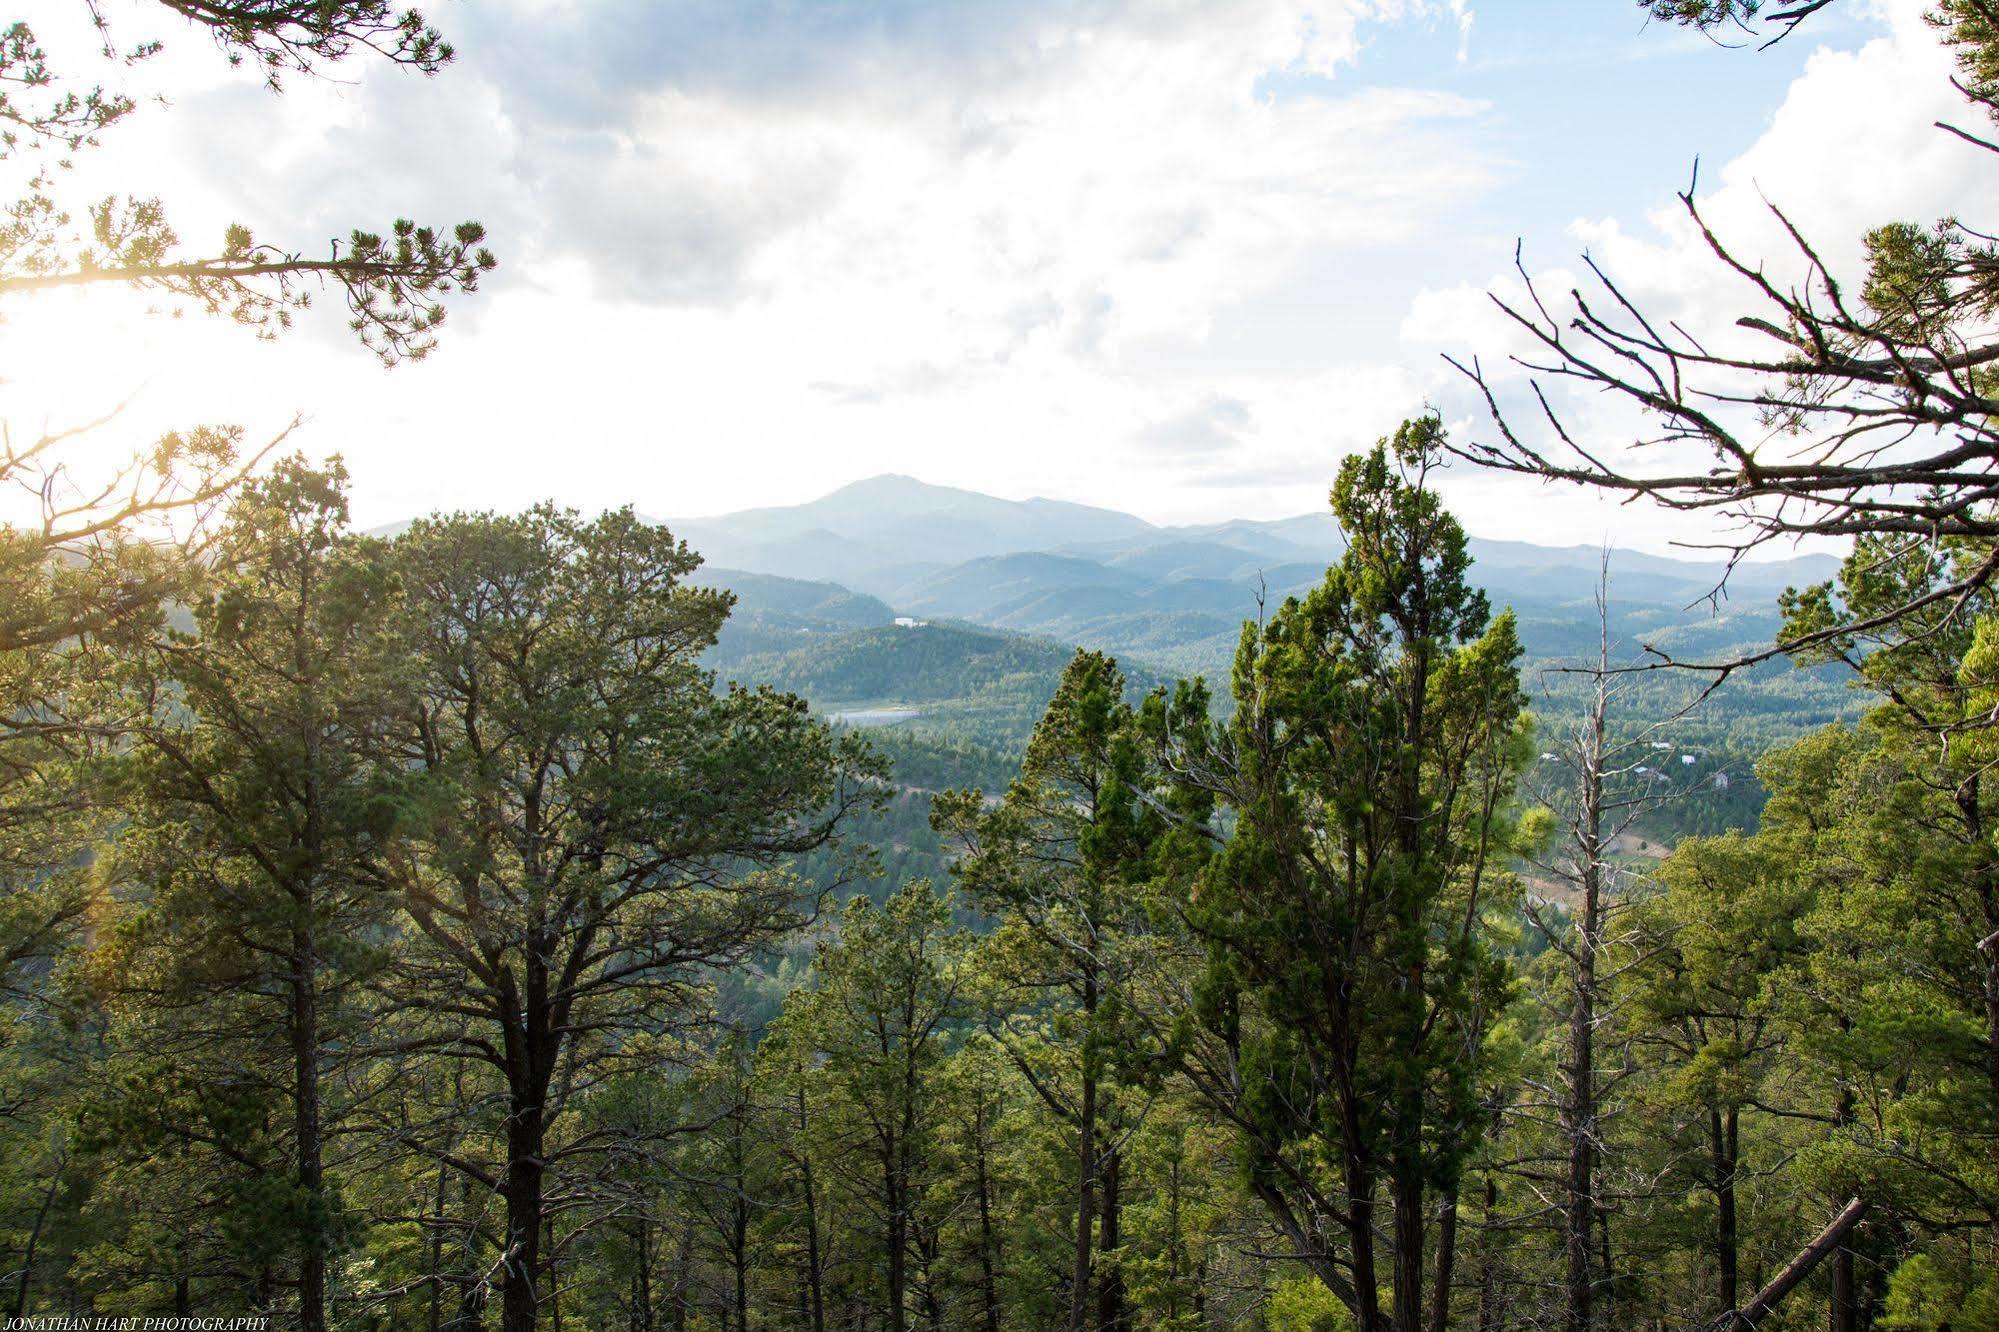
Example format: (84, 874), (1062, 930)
(1, 0), (1984, 552)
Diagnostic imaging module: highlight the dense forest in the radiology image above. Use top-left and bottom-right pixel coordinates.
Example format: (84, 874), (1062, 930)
(5, 419), (1997, 1331)
(9, 0), (1999, 1329)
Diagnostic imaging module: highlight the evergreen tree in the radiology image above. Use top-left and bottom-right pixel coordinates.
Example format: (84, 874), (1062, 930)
(934, 649), (1169, 1332)
(777, 881), (967, 1332)
(90, 457), (404, 1329)
(378, 506), (878, 1332)
(1152, 417), (1529, 1332)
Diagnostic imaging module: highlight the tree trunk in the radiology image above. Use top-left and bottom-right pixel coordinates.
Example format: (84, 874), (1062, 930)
(669, 1214), (693, 1332)
(1427, 1187), (1458, 1332)
(1828, 1084), (1858, 1332)
(730, 1144), (749, 1332)
(1829, 1247), (1856, 1332)
(428, 1065), (470, 1332)
(1977, 923), (1999, 1289)
(501, 1097), (546, 1332)
(1328, 986), (1384, 1332)
(1097, 1143), (1123, 1332)
(973, 1106), (1001, 1332)
(1392, 1170), (1426, 1332)
(1564, 852), (1600, 1332)
(1961, 786), (1999, 1106)
(427, 1159), (452, 1332)
(9, 1153), (62, 1320)
(732, 1205), (749, 1332)
(632, 1217), (652, 1332)
(801, 1148), (827, 1332)
(1711, 1107), (1739, 1315)
(1565, 577), (1611, 1332)
(292, 909), (328, 1332)
(885, 1133), (910, 1332)
(1351, 1152), (1383, 1328)
(917, 1223), (946, 1332)
(1070, 969), (1099, 1332)
(1390, 645), (1432, 1332)
(1717, 1199), (1867, 1332)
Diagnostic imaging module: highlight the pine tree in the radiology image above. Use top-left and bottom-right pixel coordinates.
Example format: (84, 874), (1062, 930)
(378, 506), (877, 1332)
(91, 457), (405, 1329)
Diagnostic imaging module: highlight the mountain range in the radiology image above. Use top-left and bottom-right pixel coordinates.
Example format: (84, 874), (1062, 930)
(685, 475), (1826, 654)
(367, 475), (1853, 755)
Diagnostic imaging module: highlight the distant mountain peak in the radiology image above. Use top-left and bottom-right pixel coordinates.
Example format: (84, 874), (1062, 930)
(667, 473), (1160, 589)
(823, 473), (958, 499)
(816, 472), (1154, 520)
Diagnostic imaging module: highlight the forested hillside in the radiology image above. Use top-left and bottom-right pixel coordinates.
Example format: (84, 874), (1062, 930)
(31, 403), (1999, 1330)
(688, 474), (1854, 740)
(5, 430), (1991, 1332)
(691, 488), (1858, 867)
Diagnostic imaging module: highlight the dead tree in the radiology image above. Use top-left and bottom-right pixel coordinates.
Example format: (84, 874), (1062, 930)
(1707, 1197), (1868, 1332)
(1516, 557), (1705, 1330)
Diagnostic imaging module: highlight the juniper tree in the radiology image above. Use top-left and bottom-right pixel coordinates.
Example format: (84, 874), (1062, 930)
(1151, 417), (1529, 1332)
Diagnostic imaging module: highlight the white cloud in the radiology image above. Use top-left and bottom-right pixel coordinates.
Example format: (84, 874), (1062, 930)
(11, 0), (1954, 557)
(1138, 394), (1255, 455)
(1, 0), (1504, 533)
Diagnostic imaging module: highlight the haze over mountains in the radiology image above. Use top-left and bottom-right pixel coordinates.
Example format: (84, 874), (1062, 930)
(679, 474), (1839, 672)
(370, 474), (1849, 744)
(679, 474), (1833, 599)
